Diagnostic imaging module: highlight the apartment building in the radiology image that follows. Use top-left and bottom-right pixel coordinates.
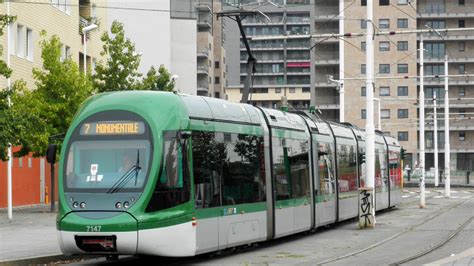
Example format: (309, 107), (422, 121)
(224, 0), (313, 109)
(223, 0), (474, 172)
(197, 0), (228, 98)
(417, 0), (474, 172)
(0, 0), (105, 89)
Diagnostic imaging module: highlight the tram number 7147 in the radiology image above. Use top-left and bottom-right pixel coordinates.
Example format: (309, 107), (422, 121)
(86, 225), (102, 232)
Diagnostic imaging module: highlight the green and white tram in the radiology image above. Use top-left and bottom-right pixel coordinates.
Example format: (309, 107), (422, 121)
(57, 91), (402, 257)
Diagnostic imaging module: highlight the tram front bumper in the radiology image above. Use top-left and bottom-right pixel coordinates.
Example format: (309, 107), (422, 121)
(58, 212), (138, 255)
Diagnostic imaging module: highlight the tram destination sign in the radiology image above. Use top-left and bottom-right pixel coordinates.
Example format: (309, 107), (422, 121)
(80, 121), (145, 136)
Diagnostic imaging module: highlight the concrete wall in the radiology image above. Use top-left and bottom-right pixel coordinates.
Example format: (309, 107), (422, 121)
(171, 18), (197, 94)
(107, 0), (171, 74)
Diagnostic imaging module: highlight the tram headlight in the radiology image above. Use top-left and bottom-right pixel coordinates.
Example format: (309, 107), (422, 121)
(80, 202), (86, 209)
(72, 202), (79, 208)
(115, 202), (122, 209)
(123, 201), (130, 209)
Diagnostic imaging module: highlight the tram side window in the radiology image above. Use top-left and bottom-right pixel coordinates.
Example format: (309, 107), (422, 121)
(146, 132), (190, 212)
(219, 133), (266, 205)
(336, 144), (358, 193)
(192, 131), (223, 208)
(318, 142), (336, 195)
(272, 137), (310, 200)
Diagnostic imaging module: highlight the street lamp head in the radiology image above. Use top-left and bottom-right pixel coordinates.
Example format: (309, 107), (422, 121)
(82, 24), (98, 33)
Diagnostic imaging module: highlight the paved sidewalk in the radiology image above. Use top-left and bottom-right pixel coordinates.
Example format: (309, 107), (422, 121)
(0, 205), (61, 262)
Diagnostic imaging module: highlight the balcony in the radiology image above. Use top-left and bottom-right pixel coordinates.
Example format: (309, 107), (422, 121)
(197, 49), (209, 59)
(315, 59), (340, 66)
(417, 11), (474, 19)
(197, 65), (209, 75)
(198, 18), (211, 29)
(197, 81), (209, 93)
(421, 57), (474, 64)
(196, 1), (211, 12)
(419, 78), (474, 86)
(314, 7), (339, 21)
(418, 33), (474, 41)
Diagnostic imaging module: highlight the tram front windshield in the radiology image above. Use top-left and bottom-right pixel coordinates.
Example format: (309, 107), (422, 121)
(65, 139), (151, 192)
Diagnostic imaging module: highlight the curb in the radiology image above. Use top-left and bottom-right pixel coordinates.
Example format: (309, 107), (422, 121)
(403, 182), (474, 188)
(0, 254), (98, 266)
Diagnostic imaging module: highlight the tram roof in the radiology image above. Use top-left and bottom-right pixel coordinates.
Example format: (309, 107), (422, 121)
(179, 95), (261, 125)
(259, 108), (308, 132)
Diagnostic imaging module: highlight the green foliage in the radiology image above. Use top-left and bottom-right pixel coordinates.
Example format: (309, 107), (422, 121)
(140, 65), (175, 91)
(11, 33), (94, 157)
(93, 20), (142, 92)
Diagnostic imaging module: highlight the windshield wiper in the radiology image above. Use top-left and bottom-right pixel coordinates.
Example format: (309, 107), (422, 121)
(107, 150), (141, 194)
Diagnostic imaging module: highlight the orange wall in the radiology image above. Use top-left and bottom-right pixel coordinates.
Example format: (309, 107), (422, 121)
(0, 149), (58, 208)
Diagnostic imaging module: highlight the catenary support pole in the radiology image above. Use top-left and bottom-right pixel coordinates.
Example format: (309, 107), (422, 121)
(419, 35), (426, 208)
(365, 0), (376, 225)
(339, 0), (345, 123)
(444, 55), (451, 197)
(434, 92), (438, 187)
(6, 0), (13, 221)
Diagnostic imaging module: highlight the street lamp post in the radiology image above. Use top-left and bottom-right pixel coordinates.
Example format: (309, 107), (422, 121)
(82, 24), (98, 73)
(434, 92), (438, 187)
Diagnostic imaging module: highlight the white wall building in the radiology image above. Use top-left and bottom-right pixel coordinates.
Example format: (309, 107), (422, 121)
(107, 0), (197, 94)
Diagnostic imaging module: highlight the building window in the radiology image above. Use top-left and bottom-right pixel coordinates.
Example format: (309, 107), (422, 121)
(459, 109), (465, 118)
(361, 41), (366, 51)
(398, 0), (408, 4)
(398, 131), (408, 141)
(459, 86), (465, 96)
(302, 87), (310, 93)
(16, 24), (25, 58)
(215, 77), (220, 84)
(362, 0), (367, 6)
(361, 109), (366, 119)
(398, 86), (408, 96)
(28, 158), (32, 168)
(361, 64), (366, 74)
(459, 41), (465, 52)
(459, 64), (465, 74)
(379, 19), (390, 29)
(275, 88), (281, 93)
(459, 20), (465, 28)
(215, 61), (220, 69)
(397, 19), (408, 28)
(18, 158), (23, 168)
(289, 88), (295, 93)
(398, 63), (408, 73)
(25, 28), (33, 60)
(459, 131), (466, 141)
(361, 86), (366, 96)
(379, 0), (389, 5)
(426, 42), (445, 59)
(379, 41), (390, 51)
(361, 19), (367, 29)
(397, 41), (408, 51)
(380, 86), (390, 96)
(381, 109), (390, 119)
(398, 109), (408, 118)
(459, 0), (465, 5)
(379, 64), (390, 74)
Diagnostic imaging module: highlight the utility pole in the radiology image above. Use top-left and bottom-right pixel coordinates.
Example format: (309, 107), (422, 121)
(434, 91), (438, 187)
(419, 34), (426, 208)
(6, 0), (13, 221)
(444, 55), (451, 197)
(374, 98), (381, 131)
(365, 0), (376, 225)
(339, 0), (345, 123)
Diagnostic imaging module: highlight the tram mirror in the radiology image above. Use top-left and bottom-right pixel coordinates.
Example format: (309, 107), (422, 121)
(179, 131), (192, 139)
(46, 144), (57, 164)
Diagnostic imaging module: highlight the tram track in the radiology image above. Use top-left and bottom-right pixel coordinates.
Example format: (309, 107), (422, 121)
(317, 196), (473, 265)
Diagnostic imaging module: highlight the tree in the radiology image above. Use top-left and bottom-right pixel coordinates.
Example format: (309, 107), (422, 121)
(0, 14), (16, 161)
(140, 65), (175, 91)
(93, 20), (142, 92)
(11, 32), (93, 156)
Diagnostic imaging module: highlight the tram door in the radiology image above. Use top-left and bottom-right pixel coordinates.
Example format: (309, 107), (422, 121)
(315, 141), (337, 226)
